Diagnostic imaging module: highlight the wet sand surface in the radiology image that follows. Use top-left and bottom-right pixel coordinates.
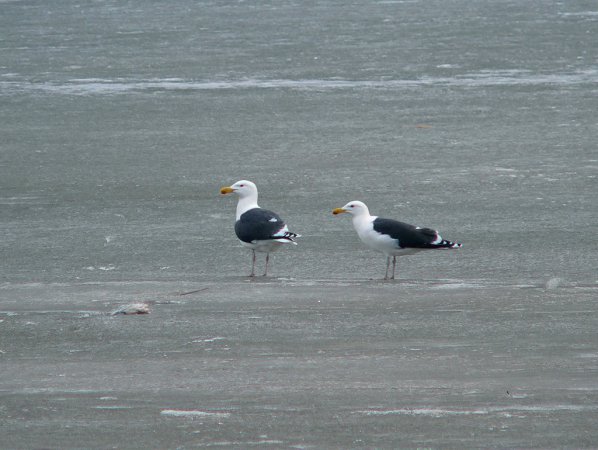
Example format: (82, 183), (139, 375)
(2, 278), (598, 448)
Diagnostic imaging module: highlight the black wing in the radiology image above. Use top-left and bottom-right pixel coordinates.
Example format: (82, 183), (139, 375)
(235, 208), (287, 243)
(373, 218), (440, 248)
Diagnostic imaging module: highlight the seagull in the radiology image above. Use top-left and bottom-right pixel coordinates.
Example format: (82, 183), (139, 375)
(333, 201), (461, 280)
(220, 180), (300, 277)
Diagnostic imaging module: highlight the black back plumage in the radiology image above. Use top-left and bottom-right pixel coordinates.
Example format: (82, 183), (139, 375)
(235, 208), (287, 243)
(373, 218), (458, 249)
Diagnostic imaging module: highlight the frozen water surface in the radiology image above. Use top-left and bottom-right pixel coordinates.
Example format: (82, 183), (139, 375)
(1, 279), (598, 447)
(1, 0), (597, 447)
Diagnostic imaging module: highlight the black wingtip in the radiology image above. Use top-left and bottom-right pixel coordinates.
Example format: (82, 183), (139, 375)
(284, 232), (301, 242)
(438, 239), (462, 249)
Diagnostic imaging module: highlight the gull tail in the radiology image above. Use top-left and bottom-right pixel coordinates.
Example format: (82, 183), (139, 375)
(274, 231), (301, 245)
(426, 230), (462, 249)
(433, 238), (462, 249)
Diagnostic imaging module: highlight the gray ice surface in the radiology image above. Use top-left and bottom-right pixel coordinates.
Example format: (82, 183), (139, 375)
(1, 0), (597, 447)
(2, 279), (598, 448)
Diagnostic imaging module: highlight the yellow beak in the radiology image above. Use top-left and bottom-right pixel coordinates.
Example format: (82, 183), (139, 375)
(332, 207), (347, 215)
(220, 186), (234, 195)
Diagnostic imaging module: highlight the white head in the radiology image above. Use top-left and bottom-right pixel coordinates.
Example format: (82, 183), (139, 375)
(220, 180), (258, 198)
(220, 180), (260, 219)
(332, 200), (370, 217)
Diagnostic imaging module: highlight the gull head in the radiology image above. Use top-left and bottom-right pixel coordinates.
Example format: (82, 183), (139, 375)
(333, 200), (369, 216)
(220, 180), (258, 198)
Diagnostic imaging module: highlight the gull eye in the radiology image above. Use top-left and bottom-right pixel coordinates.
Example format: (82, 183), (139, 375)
(350, 204), (354, 208)
(239, 184), (244, 187)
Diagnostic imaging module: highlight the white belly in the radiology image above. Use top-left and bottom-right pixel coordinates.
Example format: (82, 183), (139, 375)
(358, 227), (423, 257)
(240, 240), (283, 253)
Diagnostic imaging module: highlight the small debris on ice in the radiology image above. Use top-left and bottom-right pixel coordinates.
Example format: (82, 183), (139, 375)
(545, 277), (564, 290)
(110, 303), (150, 316)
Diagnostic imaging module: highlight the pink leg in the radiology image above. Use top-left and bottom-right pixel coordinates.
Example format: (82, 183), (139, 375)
(249, 250), (256, 277)
(384, 256), (391, 280)
(262, 253), (270, 276)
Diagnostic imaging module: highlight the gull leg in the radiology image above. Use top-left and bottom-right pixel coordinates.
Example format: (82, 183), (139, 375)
(262, 253), (270, 277)
(249, 250), (256, 277)
(391, 256), (397, 280)
(384, 256), (391, 280)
